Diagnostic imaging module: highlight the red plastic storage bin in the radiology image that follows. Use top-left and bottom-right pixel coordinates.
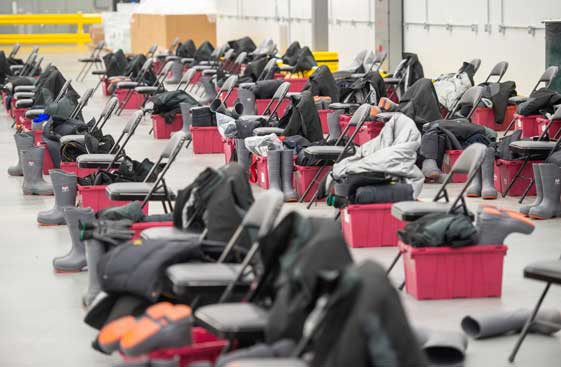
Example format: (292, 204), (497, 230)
(115, 89), (145, 110)
(442, 150), (467, 183)
(130, 221), (173, 240)
(294, 165), (329, 202)
(152, 114), (183, 139)
(514, 114), (541, 138)
(318, 109), (331, 134)
(342, 203), (405, 248)
(60, 162), (98, 178)
(12, 107), (27, 126)
(77, 185), (150, 213)
(276, 76), (308, 92)
(399, 241), (507, 300)
(121, 327), (227, 367)
(223, 138), (235, 163)
(254, 156), (269, 189)
(471, 105), (516, 131)
(190, 126), (223, 154)
(495, 159), (540, 197)
(339, 114), (384, 145)
(536, 117), (561, 139)
(33, 129), (42, 145)
(255, 98), (290, 116)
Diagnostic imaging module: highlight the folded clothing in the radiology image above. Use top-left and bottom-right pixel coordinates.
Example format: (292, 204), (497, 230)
(353, 183), (414, 204)
(191, 106), (216, 127)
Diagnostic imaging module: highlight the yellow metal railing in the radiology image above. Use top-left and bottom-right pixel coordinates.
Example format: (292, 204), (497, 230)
(0, 13), (102, 45)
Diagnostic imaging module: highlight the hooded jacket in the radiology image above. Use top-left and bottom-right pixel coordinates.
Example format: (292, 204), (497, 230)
(280, 91), (324, 143)
(303, 65), (339, 103)
(399, 78), (442, 129)
(332, 113), (424, 197)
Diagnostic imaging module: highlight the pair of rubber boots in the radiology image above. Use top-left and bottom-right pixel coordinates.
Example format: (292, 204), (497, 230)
(53, 207), (95, 273)
(37, 169), (77, 225)
(8, 132), (54, 195)
(519, 163), (561, 220)
(476, 205), (535, 244)
(97, 302), (192, 356)
(467, 146), (497, 199)
(267, 150), (298, 202)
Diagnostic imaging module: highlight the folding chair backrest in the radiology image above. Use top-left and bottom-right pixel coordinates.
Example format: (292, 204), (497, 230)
(95, 96), (119, 130)
(107, 110), (144, 157)
(29, 56), (43, 76)
(369, 51), (387, 72)
(485, 61), (508, 83)
(177, 67), (197, 91)
(392, 58), (408, 79)
(218, 75), (239, 105)
(258, 58), (278, 81)
(550, 105), (561, 121)
(70, 87), (94, 119)
(160, 130), (187, 159)
(450, 86), (483, 120)
(234, 51), (247, 65)
(536, 66), (559, 90)
(134, 58), (154, 83)
(9, 43), (20, 58)
(155, 60), (174, 87)
(54, 79), (72, 103)
(218, 190), (285, 263)
(335, 103), (371, 146)
(468, 58), (481, 74)
(20, 52), (37, 76)
(147, 44), (158, 57)
(263, 81), (291, 117)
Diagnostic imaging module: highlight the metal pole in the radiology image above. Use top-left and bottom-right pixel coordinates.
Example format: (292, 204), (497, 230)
(311, 0), (329, 51)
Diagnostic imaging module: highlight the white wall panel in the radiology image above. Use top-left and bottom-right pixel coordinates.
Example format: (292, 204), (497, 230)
(404, 0), (561, 92)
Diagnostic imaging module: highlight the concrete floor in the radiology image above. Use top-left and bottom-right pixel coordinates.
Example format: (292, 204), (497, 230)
(0, 47), (560, 367)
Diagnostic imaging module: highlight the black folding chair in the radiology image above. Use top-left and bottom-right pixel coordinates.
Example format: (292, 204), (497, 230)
(146, 44), (158, 58)
(503, 106), (561, 202)
(257, 58), (279, 81)
(176, 67), (198, 92)
(8, 43), (20, 59)
(114, 58), (154, 115)
(11, 47), (38, 76)
(242, 81), (292, 129)
(165, 190), (285, 307)
(298, 104), (372, 208)
(76, 109), (144, 168)
(105, 131), (189, 213)
(134, 60), (175, 107)
(444, 85), (484, 120)
(502, 66), (560, 136)
(484, 61), (509, 83)
(76, 41), (105, 82)
(468, 58), (481, 75)
(387, 143), (487, 285)
(508, 257), (561, 362)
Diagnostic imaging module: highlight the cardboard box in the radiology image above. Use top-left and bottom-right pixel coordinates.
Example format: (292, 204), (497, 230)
(130, 13), (216, 54)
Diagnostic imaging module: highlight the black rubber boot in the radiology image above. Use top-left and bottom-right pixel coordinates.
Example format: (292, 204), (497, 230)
(481, 147), (498, 199)
(281, 150), (298, 202)
(267, 150), (282, 191)
(520, 164), (543, 216)
(37, 169), (77, 225)
(237, 87), (256, 115)
(327, 110), (342, 139)
(8, 132), (34, 176)
(235, 139), (251, 171)
(529, 163), (561, 219)
(83, 239), (106, 307)
(53, 207), (95, 273)
(21, 146), (53, 195)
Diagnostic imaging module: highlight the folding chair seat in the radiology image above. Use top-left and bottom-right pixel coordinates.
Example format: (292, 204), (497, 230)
(303, 145), (355, 162)
(14, 85), (36, 92)
(140, 226), (201, 241)
(106, 182), (176, 201)
(253, 127), (284, 136)
(391, 201), (464, 222)
(167, 263), (254, 289)
(91, 70), (106, 76)
(60, 135), (86, 145)
(116, 81), (139, 89)
(509, 141), (557, 158)
(134, 86), (159, 94)
(76, 153), (122, 168)
(195, 303), (269, 340)
(78, 57), (102, 63)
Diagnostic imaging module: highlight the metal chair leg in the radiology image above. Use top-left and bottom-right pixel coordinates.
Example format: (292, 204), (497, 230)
(386, 251), (402, 276)
(502, 157), (529, 197)
(518, 178), (535, 204)
(508, 283), (551, 363)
